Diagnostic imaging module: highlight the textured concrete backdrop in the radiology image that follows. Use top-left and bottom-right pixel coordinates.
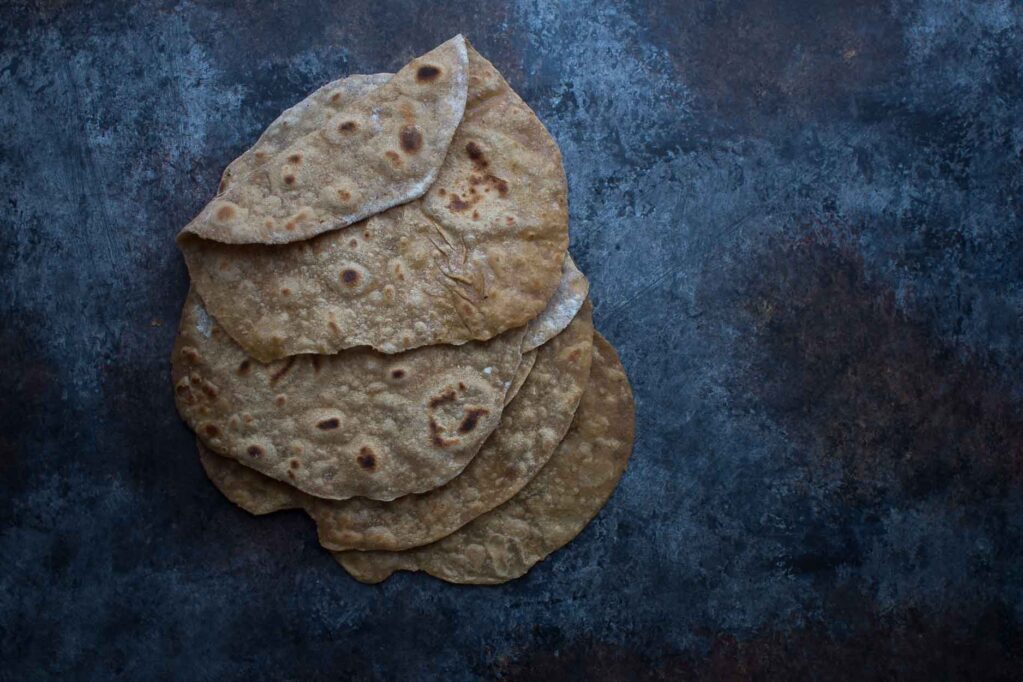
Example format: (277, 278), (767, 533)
(3, 0), (1023, 679)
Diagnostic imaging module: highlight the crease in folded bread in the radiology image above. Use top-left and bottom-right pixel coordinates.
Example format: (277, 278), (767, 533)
(173, 36), (635, 585)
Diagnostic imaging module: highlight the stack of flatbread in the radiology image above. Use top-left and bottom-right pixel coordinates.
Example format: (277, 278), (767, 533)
(171, 36), (634, 585)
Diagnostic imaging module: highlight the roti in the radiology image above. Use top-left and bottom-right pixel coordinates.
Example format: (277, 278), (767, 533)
(181, 37), (467, 244)
(179, 44), (568, 361)
(197, 301), (594, 550)
(173, 289), (524, 501)
(337, 333), (634, 584)
(219, 73), (394, 194)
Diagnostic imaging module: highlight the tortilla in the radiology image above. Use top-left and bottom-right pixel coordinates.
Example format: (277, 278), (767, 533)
(219, 74), (393, 194)
(182, 36), (468, 244)
(179, 44), (568, 361)
(197, 300), (593, 551)
(337, 333), (634, 584)
(173, 289), (524, 501)
(522, 254), (588, 352)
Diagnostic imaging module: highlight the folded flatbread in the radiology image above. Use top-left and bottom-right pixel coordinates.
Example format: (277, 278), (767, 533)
(182, 37), (467, 244)
(218, 73), (394, 194)
(336, 333), (634, 584)
(198, 301), (594, 550)
(179, 41), (568, 361)
(174, 289), (524, 501)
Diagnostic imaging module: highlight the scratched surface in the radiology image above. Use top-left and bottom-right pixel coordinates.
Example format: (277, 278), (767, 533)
(3, 1), (1023, 679)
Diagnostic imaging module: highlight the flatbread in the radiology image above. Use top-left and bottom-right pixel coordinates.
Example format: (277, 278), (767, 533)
(504, 350), (536, 405)
(197, 300), (593, 551)
(179, 44), (568, 361)
(195, 440), (298, 516)
(337, 333), (634, 584)
(181, 36), (467, 244)
(219, 74), (393, 194)
(522, 254), (588, 352)
(173, 289), (524, 501)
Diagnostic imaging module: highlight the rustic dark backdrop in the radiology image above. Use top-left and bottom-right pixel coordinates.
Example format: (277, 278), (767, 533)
(3, 1), (1023, 679)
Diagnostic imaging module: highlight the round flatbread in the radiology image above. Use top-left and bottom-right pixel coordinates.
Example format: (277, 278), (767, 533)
(337, 333), (634, 584)
(179, 44), (568, 361)
(173, 289), (524, 501)
(182, 36), (468, 244)
(197, 301), (594, 550)
(219, 73), (394, 194)
(504, 349), (536, 406)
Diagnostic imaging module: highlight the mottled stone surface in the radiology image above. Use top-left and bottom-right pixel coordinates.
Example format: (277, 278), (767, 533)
(3, 1), (1023, 679)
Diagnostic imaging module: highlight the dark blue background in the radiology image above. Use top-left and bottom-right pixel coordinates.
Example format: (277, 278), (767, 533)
(3, 1), (1022, 679)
